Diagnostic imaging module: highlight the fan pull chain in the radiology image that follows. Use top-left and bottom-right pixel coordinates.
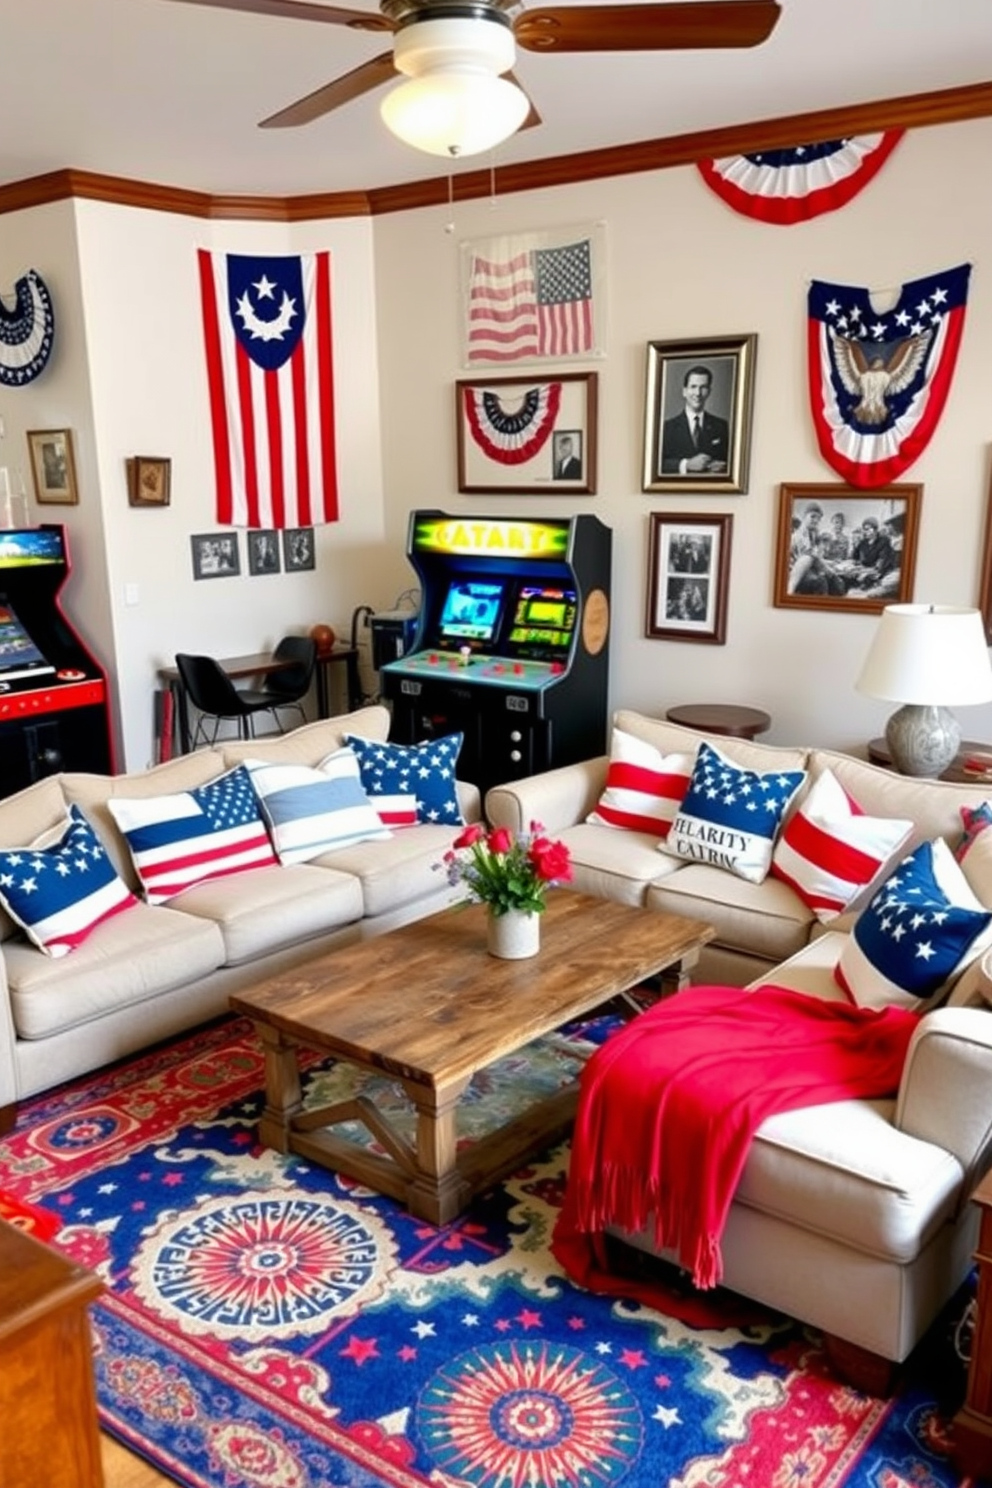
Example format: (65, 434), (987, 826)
(490, 159), (497, 208)
(444, 173), (455, 235)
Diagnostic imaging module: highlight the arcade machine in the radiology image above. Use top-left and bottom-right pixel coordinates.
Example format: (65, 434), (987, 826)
(0, 525), (114, 797)
(380, 510), (611, 796)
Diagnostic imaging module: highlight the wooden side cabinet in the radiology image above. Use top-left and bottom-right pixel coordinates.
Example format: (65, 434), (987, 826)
(952, 1169), (992, 1479)
(0, 1218), (105, 1488)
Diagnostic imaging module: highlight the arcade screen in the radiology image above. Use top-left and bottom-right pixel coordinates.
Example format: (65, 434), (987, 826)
(0, 528), (66, 569)
(0, 599), (55, 682)
(438, 580), (506, 644)
(508, 586), (577, 650)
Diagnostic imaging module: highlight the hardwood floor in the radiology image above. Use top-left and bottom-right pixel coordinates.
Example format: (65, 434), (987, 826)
(101, 1433), (176, 1487)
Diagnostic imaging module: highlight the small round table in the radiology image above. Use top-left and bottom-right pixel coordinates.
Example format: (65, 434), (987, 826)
(665, 704), (771, 740)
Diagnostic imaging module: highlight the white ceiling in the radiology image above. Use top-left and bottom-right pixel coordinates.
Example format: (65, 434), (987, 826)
(2, 0), (991, 199)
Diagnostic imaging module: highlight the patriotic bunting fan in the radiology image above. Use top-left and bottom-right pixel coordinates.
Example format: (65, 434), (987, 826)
(698, 132), (904, 225)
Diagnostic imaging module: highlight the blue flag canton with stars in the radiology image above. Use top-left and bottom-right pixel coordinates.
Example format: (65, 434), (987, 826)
(345, 734), (463, 824)
(192, 767), (264, 832)
(683, 743), (805, 842)
(535, 241), (592, 307)
(0, 806), (119, 912)
(225, 254), (306, 373)
(855, 842), (992, 998)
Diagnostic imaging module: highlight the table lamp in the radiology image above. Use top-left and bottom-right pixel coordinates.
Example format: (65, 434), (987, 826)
(856, 604), (992, 776)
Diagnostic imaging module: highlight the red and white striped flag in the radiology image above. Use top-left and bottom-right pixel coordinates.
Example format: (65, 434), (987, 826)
(198, 250), (339, 529)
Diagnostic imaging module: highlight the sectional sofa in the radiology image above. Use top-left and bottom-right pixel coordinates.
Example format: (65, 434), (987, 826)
(485, 708), (992, 1388)
(0, 705), (480, 1132)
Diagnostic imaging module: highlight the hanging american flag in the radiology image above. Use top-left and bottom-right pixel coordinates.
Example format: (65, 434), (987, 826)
(808, 263), (971, 489)
(462, 224), (605, 364)
(198, 250), (339, 529)
(697, 132), (904, 225)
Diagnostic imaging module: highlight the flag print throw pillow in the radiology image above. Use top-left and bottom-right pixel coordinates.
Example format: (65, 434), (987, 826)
(660, 741), (806, 885)
(955, 801), (992, 863)
(243, 750), (390, 865)
(107, 765), (278, 905)
(343, 733), (464, 827)
(836, 838), (992, 1013)
(585, 728), (692, 839)
(0, 805), (138, 957)
(771, 768), (912, 921)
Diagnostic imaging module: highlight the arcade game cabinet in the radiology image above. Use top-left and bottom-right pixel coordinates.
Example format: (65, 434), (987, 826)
(380, 510), (611, 796)
(0, 526), (114, 796)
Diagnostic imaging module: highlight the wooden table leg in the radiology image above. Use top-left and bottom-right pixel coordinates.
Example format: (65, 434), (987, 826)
(404, 1076), (471, 1226)
(254, 1024), (304, 1154)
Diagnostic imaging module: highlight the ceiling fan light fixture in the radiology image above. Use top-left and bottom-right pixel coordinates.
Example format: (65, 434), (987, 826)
(381, 67), (528, 157)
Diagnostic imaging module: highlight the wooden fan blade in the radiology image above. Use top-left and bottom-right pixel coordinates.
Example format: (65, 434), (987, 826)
(514, 1), (780, 53)
(507, 72), (543, 131)
(259, 51), (396, 127)
(163, 0), (392, 33)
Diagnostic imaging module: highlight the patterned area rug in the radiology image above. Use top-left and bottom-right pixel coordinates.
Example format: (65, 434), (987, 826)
(0, 1014), (977, 1488)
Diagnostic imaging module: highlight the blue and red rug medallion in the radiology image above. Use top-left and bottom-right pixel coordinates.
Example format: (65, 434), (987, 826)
(0, 1016), (976, 1488)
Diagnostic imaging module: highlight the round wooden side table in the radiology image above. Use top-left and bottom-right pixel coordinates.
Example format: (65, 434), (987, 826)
(666, 703), (771, 740)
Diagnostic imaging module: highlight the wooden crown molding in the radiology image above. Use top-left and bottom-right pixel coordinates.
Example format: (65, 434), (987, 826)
(2, 78), (990, 221)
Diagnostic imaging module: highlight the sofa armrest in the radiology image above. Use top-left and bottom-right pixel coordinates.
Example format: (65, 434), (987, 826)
(895, 1006), (992, 1197)
(0, 948), (16, 1113)
(485, 758), (609, 834)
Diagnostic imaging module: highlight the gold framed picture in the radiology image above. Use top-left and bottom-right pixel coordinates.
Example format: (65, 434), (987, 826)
(27, 429), (78, 506)
(127, 456), (171, 507)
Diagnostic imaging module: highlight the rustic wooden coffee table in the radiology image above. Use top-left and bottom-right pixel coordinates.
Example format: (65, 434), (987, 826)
(230, 891), (714, 1225)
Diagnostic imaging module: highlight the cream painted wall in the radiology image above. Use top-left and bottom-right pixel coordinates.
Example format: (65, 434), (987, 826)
(372, 116), (992, 755)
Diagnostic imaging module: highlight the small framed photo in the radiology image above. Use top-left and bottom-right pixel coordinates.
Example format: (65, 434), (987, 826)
(283, 527), (315, 572)
(248, 529), (281, 576)
(646, 512), (733, 644)
(27, 429), (78, 506)
(191, 532), (240, 580)
(642, 335), (757, 494)
(773, 483), (921, 614)
(456, 372), (597, 494)
(126, 455), (171, 507)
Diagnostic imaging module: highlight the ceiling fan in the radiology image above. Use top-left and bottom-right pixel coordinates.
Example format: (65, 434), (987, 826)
(165, 0), (782, 156)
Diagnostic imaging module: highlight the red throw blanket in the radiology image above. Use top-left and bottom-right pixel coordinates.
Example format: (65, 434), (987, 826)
(552, 984), (918, 1294)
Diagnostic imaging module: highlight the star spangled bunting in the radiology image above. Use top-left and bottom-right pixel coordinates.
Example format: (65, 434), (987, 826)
(808, 262), (971, 488)
(0, 268), (55, 387)
(464, 381), (562, 466)
(198, 250), (339, 529)
(462, 224), (605, 365)
(697, 132), (904, 225)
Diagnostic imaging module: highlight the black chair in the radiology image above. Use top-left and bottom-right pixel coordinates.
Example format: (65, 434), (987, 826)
(175, 653), (274, 749)
(257, 635), (317, 732)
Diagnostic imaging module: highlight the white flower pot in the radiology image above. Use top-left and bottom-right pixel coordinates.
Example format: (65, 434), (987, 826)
(487, 908), (541, 960)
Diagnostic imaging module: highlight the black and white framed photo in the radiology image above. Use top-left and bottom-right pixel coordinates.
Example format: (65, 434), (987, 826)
(456, 372), (597, 494)
(642, 334), (757, 494)
(282, 527), (315, 572)
(645, 512), (733, 643)
(190, 532), (240, 580)
(774, 483), (921, 614)
(248, 529), (281, 576)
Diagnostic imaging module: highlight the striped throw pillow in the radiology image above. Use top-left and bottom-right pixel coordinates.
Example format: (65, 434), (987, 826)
(586, 728), (692, 839)
(243, 750), (391, 865)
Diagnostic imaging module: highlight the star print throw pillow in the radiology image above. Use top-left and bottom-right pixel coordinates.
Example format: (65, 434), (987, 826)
(0, 805), (139, 957)
(659, 740), (806, 885)
(343, 733), (464, 828)
(106, 764), (278, 905)
(835, 838), (992, 1013)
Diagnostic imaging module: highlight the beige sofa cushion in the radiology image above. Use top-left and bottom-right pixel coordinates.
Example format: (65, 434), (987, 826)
(165, 862), (363, 964)
(325, 824), (474, 919)
(0, 776), (71, 940)
(7, 903), (225, 1040)
(559, 823), (683, 908)
(614, 710), (809, 774)
(647, 863), (813, 964)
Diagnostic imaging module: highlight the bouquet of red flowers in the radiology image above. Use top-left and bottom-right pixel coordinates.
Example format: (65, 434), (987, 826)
(442, 822), (572, 917)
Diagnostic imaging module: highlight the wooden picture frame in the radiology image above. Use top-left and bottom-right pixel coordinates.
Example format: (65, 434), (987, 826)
(283, 527), (315, 572)
(190, 532), (240, 580)
(642, 334), (757, 494)
(247, 529), (281, 576)
(27, 429), (78, 506)
(456, 371), (597, 494)
(645, 512), (733, 643)
(773, 482), (921, 614)
(979, 463), (992, 645)
(127, 456), (171, 507)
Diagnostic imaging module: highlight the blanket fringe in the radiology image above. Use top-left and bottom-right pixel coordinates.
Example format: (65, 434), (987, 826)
(573, 1165), (723, 1289)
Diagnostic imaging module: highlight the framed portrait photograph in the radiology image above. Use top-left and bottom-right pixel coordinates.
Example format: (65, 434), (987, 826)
(190, 532), (240, 581)
(126, 455), (171, 507)
(456, 371), (597, 494)
(646, 512), (733, 643)
(247, 529), (281, 576)
(283, 526), (315, 572)
(642, 334), (757, 494)
(27, 429), (78, 506)
(773, 483), (922, 614)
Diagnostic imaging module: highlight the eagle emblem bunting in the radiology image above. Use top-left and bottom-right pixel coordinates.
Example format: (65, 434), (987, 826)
(808, 263), (971, 488)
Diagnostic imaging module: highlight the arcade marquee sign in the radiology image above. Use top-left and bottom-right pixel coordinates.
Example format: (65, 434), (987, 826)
(412, 517), (571, 560)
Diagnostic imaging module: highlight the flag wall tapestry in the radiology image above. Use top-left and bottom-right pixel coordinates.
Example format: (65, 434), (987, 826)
(697, 132), (904, 225)
(808, 263), (971, 489)
(461, 223), (606, 365)
(198, 250), (339, 529)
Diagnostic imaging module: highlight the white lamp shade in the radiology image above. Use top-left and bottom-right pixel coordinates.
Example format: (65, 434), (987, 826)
(856, 604), (992, 705)
(380, 70), (529, 158)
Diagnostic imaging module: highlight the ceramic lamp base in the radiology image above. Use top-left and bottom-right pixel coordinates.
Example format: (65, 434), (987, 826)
(885, 703), (961, 778)
(487, 909), (541, 960)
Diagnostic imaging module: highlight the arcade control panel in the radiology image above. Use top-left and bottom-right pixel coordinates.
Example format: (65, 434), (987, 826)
(385, 650), (567, 691)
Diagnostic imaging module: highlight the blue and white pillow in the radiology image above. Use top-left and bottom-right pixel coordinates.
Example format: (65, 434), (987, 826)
(659, 741), (806, 884)
(244, 749), (391, 865)
(0, 805), (139, 957)
(343, 733), (464, 828)
(836, 838), (992, 1012)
